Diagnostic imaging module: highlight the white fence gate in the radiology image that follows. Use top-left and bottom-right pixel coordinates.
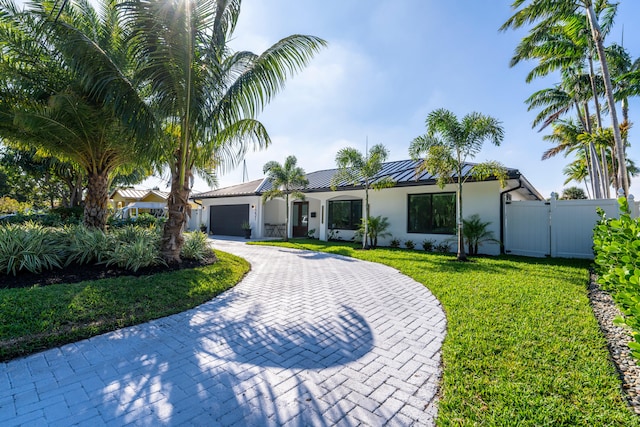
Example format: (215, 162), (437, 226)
(504, 196), (639, 259)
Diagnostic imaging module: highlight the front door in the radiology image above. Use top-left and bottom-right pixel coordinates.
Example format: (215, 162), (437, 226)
(292, 202), (309, 238)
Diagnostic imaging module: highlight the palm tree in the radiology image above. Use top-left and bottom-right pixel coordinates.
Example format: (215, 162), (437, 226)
(502, 0), (629, 195)
(261, 156), (308, 242)
(330, 144), (394, 249)
(462, 214), (499, 256)
(357, 215), (391, 249)
(409, 109), (507, 261)
(120, 0), (326, 262)
(0, 0), (153, 229)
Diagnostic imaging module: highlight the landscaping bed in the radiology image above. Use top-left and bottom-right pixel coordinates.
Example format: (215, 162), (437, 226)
(0, 250), (249, 361)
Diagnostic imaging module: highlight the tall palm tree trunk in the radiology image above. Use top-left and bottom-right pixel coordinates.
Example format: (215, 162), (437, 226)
(363, 183), (370, 249)
(84, 169), (109, 230)
(284, 193), (289, 242)
(586, 3), (629, 195)
(162, 150), (191, 263)
(587, 53), (610, 197)
(457, 177), (466, 261)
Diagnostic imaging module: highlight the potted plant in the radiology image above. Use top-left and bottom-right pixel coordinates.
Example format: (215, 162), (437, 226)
(241, 221), (252, 239)
(199, 223), (207, 233)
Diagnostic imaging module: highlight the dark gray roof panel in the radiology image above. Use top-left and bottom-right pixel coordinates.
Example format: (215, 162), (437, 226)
(193, 159), (532, 199)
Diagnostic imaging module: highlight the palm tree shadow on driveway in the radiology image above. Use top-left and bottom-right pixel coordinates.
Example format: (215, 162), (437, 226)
(94, 291), (374, 426)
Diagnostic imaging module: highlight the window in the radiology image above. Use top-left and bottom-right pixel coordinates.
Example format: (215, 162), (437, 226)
(407, 193), (455, 234)
(328, 200), (362, 230)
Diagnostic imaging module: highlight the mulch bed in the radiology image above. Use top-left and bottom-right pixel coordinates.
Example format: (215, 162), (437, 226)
(0, 255), (217, 290)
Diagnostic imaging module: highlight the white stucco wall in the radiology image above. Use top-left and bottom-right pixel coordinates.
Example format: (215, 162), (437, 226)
(306, 179), (511, 255)
(198, 178), (524, 254)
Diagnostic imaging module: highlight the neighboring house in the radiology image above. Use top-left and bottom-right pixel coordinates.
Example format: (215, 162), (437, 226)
(192, 159), (543, 255)
(110, 188), (169, 218)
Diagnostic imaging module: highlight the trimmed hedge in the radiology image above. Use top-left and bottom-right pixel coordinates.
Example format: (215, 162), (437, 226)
(593, 197), (640, 358)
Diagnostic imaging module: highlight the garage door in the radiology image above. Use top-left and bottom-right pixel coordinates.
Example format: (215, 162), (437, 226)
(210, 204), (249, 236)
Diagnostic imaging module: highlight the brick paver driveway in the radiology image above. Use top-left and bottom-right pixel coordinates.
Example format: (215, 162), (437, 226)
(1, 238), (446, 426)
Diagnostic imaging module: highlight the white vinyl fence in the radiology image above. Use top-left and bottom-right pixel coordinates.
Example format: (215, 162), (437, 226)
(504, 195), (640, 259)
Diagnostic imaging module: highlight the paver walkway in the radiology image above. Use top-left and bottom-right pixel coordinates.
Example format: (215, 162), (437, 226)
(1, 239), (446, 426)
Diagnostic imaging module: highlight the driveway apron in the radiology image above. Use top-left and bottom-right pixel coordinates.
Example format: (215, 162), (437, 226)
(1, 239), (446, 426)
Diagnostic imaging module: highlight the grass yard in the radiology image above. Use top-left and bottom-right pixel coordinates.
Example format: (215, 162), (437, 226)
(251, 239), (639, 426)
(0, 250), (249, 362)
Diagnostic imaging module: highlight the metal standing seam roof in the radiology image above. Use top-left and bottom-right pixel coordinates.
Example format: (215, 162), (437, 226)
(111, 189), (150, 200)
(192, 178), (264, 199)
(192, 159), (539, 199)
(110, 188), (170, 201)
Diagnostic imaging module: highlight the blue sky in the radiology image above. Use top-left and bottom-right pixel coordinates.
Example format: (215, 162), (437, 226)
(177, 0), (640, 199)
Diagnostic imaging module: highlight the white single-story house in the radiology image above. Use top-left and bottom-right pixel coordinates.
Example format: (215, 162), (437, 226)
(191, 159), (543, 255)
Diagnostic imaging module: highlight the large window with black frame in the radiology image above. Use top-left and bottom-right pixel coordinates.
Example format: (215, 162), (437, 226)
(328, 199), (362, 230)
(407, 193), (456, 234)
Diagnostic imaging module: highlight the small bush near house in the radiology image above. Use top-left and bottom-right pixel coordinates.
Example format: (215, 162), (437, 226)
(389, 237), (400, 248)
(404, 240), (415, 250)
(422, 239), (436, 252)
(462, 214), (499, 255)
(435, 241), (451, 253)
(181, 231), (213, 261)
(593, 197), (640, 359)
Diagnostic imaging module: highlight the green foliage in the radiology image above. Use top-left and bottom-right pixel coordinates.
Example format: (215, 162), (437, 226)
(356, 215), (391, 249)
(422, 239), (436, 251)
(63, 225), (111, 266)
(462, 214), (500, 255)
(404, 240), (415, 250)
(103, 226), (164, 272)
(0, 251), (249, 361)
(50, 206), (84, 223)
(435, 241), (452, 253)
(331, 144), (395, 249)
(262, 156), (308, 242)
(389, 237), (400, 248)
(0, 196), (29, 214)
(409, 109), (505, 260)
(0, 223), (66, 275)
(562, 186), (588, 200)
(252, 239), (636, 425)
(181, 231), (213, 261)
(593, 197), (640, 359)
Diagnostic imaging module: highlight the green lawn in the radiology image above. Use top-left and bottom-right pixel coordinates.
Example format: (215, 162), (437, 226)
(0, 250), (249, 361)
(250, 239), (638, 426)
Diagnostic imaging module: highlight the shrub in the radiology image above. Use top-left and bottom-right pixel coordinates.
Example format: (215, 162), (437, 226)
(0, 223), (66, 275)
(462, 214), (499, 255)
(133, 213), (159, 228)
(593, 197), (640, 358)
(0, 197), (29, 214)
(103, 225), (164, 272)
(404, 240), (415, 250)
(356, 216), (391, 248)
(63, 225), (112, 265)
(389, 237), (400, 248)
(422, 239), (436, 252)
(50, 206), (83, 224)
(181, 231), (213, 261)
(435, 241), (451, 253)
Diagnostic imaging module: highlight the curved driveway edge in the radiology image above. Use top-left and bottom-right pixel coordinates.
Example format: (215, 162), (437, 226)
(1, 239), (446, 426)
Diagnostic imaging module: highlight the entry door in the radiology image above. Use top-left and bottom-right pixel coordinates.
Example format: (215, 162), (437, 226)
(292, 202), (309, 238)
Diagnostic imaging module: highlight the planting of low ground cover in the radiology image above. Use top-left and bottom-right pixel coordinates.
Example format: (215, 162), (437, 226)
(0, 251), (249, 361)
(251, 239), (638, 426)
